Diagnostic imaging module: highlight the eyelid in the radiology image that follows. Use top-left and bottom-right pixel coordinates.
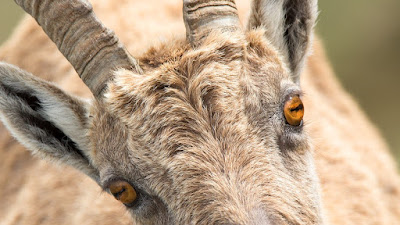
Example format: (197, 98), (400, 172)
(102, 178), (118, 192)
(283, 89), (303, 101)
(280, 79), (302, 96)
(100, 171), (124, 191)
(99, 168), (145, 193)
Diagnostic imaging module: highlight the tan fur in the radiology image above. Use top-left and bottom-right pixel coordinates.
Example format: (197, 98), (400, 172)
(0, 0), (399, 224)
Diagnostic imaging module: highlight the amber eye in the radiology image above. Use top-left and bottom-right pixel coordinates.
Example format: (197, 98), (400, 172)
(283, 95), (304, 126)
(109, 180), (137, 205)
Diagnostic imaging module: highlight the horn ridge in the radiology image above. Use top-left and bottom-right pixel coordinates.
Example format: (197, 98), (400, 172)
(183, 0), (241, 46)
(14, 0), (142, 98)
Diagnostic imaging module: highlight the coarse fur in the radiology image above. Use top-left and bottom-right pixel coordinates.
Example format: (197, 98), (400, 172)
(0, 0), (399, 225)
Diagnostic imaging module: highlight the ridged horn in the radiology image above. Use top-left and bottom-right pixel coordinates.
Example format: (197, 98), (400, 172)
(183, 0), (241, 46)
(14, 0), (142, 98)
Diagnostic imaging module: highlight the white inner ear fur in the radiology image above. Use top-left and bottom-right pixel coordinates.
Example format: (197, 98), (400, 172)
(39, 93), (91, 153)
(257, 0), (288, 62)
(0, 63), (90, 153)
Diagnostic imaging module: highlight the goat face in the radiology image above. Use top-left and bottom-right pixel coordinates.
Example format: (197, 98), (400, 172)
(93, 31), (322, 224)
(0, 0), (322, 224)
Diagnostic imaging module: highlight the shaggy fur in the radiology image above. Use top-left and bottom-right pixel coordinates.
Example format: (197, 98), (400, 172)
(0, 0), (399, 224)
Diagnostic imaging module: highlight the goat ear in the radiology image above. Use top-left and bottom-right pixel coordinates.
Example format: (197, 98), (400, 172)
(0, 62), (99, 181)
(248, 0), (318, 81)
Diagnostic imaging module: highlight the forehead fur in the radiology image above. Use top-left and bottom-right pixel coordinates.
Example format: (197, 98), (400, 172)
(103, 30), (290, 160)
(89, 30), (318, 224)
(108, 29), (289, 123)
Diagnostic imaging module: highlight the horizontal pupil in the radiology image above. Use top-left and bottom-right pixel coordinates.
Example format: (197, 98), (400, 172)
(290, 103), (303, 112)
(112, 188), (126, 199)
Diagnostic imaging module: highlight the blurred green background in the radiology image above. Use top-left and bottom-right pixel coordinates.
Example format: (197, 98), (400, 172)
(0, 1), (399, 163)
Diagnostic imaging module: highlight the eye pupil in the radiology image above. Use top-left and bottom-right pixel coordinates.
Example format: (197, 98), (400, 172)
(112, 188), (126, 199)
(284, 95), (304, 126)
(290, 103), (303, 112)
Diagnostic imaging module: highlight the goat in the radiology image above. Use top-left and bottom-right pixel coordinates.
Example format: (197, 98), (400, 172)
(0, 0), (399, 224)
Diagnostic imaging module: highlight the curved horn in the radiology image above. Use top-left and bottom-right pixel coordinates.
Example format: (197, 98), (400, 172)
(183, 0), (241, 46)
(14, 0), (142, 97)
